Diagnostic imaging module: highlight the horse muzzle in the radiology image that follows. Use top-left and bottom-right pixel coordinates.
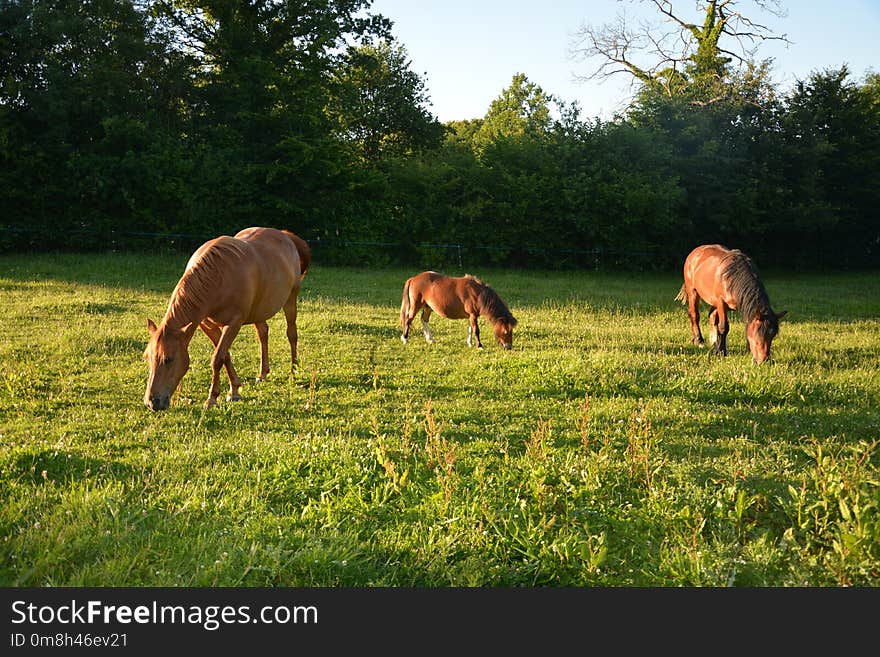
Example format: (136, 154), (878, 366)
(145, 394), (170, 411)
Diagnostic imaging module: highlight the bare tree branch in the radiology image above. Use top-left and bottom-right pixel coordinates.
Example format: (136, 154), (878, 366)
(650, 0), (697, 33)
(569, 13), (660, 84)
(569, 0), (790, 98)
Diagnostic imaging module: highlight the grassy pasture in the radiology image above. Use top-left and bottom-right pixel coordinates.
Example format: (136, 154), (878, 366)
(1, 253), (878, 586)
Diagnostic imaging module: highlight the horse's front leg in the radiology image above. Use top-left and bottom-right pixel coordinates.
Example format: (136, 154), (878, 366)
(714, 306), (730, 356)
(687, 291), (705, 347)
(469, 315), (482, 349)
(206, 322), (243, 408)
(254, 321), (270, 382)
(200, 321), (242, 404)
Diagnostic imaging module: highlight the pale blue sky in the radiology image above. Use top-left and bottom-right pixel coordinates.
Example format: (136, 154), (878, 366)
(368, 0), (880, 122)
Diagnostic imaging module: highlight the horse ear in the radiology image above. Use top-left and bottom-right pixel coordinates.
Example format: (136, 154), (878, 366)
(776, 310), (788, 321)
(146, 318), (158, 335)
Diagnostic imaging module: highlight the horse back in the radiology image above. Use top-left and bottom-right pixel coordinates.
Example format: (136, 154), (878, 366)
(198, 227), (302, 323)
(234, 226), (305, 270)
(683, 244), (741, 309)
(410, 271), (474, 319)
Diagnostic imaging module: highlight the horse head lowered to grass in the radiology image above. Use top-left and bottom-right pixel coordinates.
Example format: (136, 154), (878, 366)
(675, 244), (786, 363)
(399, 271), (517, 349)
(143, 227), (311, 410)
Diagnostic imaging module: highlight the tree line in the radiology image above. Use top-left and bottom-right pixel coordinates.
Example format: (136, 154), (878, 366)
(1, 0), (878, 269)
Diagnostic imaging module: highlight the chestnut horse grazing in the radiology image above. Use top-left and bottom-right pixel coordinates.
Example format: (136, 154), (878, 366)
(675, 244), (786, 363)
(400, 272), (518, 349)
(143, 227), (311, 410)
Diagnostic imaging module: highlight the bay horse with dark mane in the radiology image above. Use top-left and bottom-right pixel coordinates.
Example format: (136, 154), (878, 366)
(676, 244), (786, 363)
(400, 272), (518, 349)
(143, 227), (311, 410)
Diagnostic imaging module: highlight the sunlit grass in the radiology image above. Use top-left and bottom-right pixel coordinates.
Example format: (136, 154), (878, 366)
(1, 253), (878, 586)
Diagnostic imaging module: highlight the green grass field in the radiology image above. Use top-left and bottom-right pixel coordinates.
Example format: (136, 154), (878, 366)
(1, 253), (878, 586)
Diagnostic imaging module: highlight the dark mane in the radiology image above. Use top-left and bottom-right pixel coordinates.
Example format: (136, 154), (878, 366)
(467, 275), (517, 327)
(721, 249), (777, 337)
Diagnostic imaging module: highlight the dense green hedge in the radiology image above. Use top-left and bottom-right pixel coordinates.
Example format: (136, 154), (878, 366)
(2, 1), (878, 270)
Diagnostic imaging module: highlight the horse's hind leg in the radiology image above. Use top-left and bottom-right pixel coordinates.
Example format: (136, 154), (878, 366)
(401, 309), (412, 344)
(254, 321), (270, 382)
(420, 307), (435, 344)
(687, 290), (705, 347)
(200, 321), (243, 404)
(401, 300), (419, 344)
(206, 321), (243, 408)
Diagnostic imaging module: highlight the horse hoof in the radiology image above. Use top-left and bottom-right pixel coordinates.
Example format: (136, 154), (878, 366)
(226, 393), (242, 402)
(401, 336), (408, 344)
(204, 398), (218, 409)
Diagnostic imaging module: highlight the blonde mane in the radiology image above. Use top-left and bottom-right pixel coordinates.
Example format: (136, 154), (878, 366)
(164, 237), (248, 328)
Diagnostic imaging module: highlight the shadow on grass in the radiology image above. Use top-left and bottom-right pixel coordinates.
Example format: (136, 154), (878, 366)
(328, 320), (399, 339)
(83, 336), (148, 356)
(0, 252), (185, 295)
(6, 449), (135, 485)
(35, 301), (132, 315)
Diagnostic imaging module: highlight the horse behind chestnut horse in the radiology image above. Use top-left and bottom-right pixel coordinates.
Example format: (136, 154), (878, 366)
(399, 271), (517, 349)
(143, 227), (311, 411)
(675, 244), (786, 363)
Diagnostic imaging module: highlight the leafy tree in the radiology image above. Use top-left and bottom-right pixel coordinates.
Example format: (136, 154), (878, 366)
(444, 119), (483, 148)
(329, 39), (444, 163)
(773, 66), (880, 265)
(0, 0), (190, 247)
(150, 0), (392, 232)
(472, 73), (555, 152)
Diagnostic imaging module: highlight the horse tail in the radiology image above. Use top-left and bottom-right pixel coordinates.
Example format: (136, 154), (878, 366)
(399, 278), (412, 330)
(282, 230), (312, 278)
(675, 284), (687, 305)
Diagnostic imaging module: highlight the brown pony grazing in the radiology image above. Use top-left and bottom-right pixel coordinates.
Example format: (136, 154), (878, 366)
(143, 227), (311, 411)
(399, 271), (518, 349)
(676, 244), (786, 363)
